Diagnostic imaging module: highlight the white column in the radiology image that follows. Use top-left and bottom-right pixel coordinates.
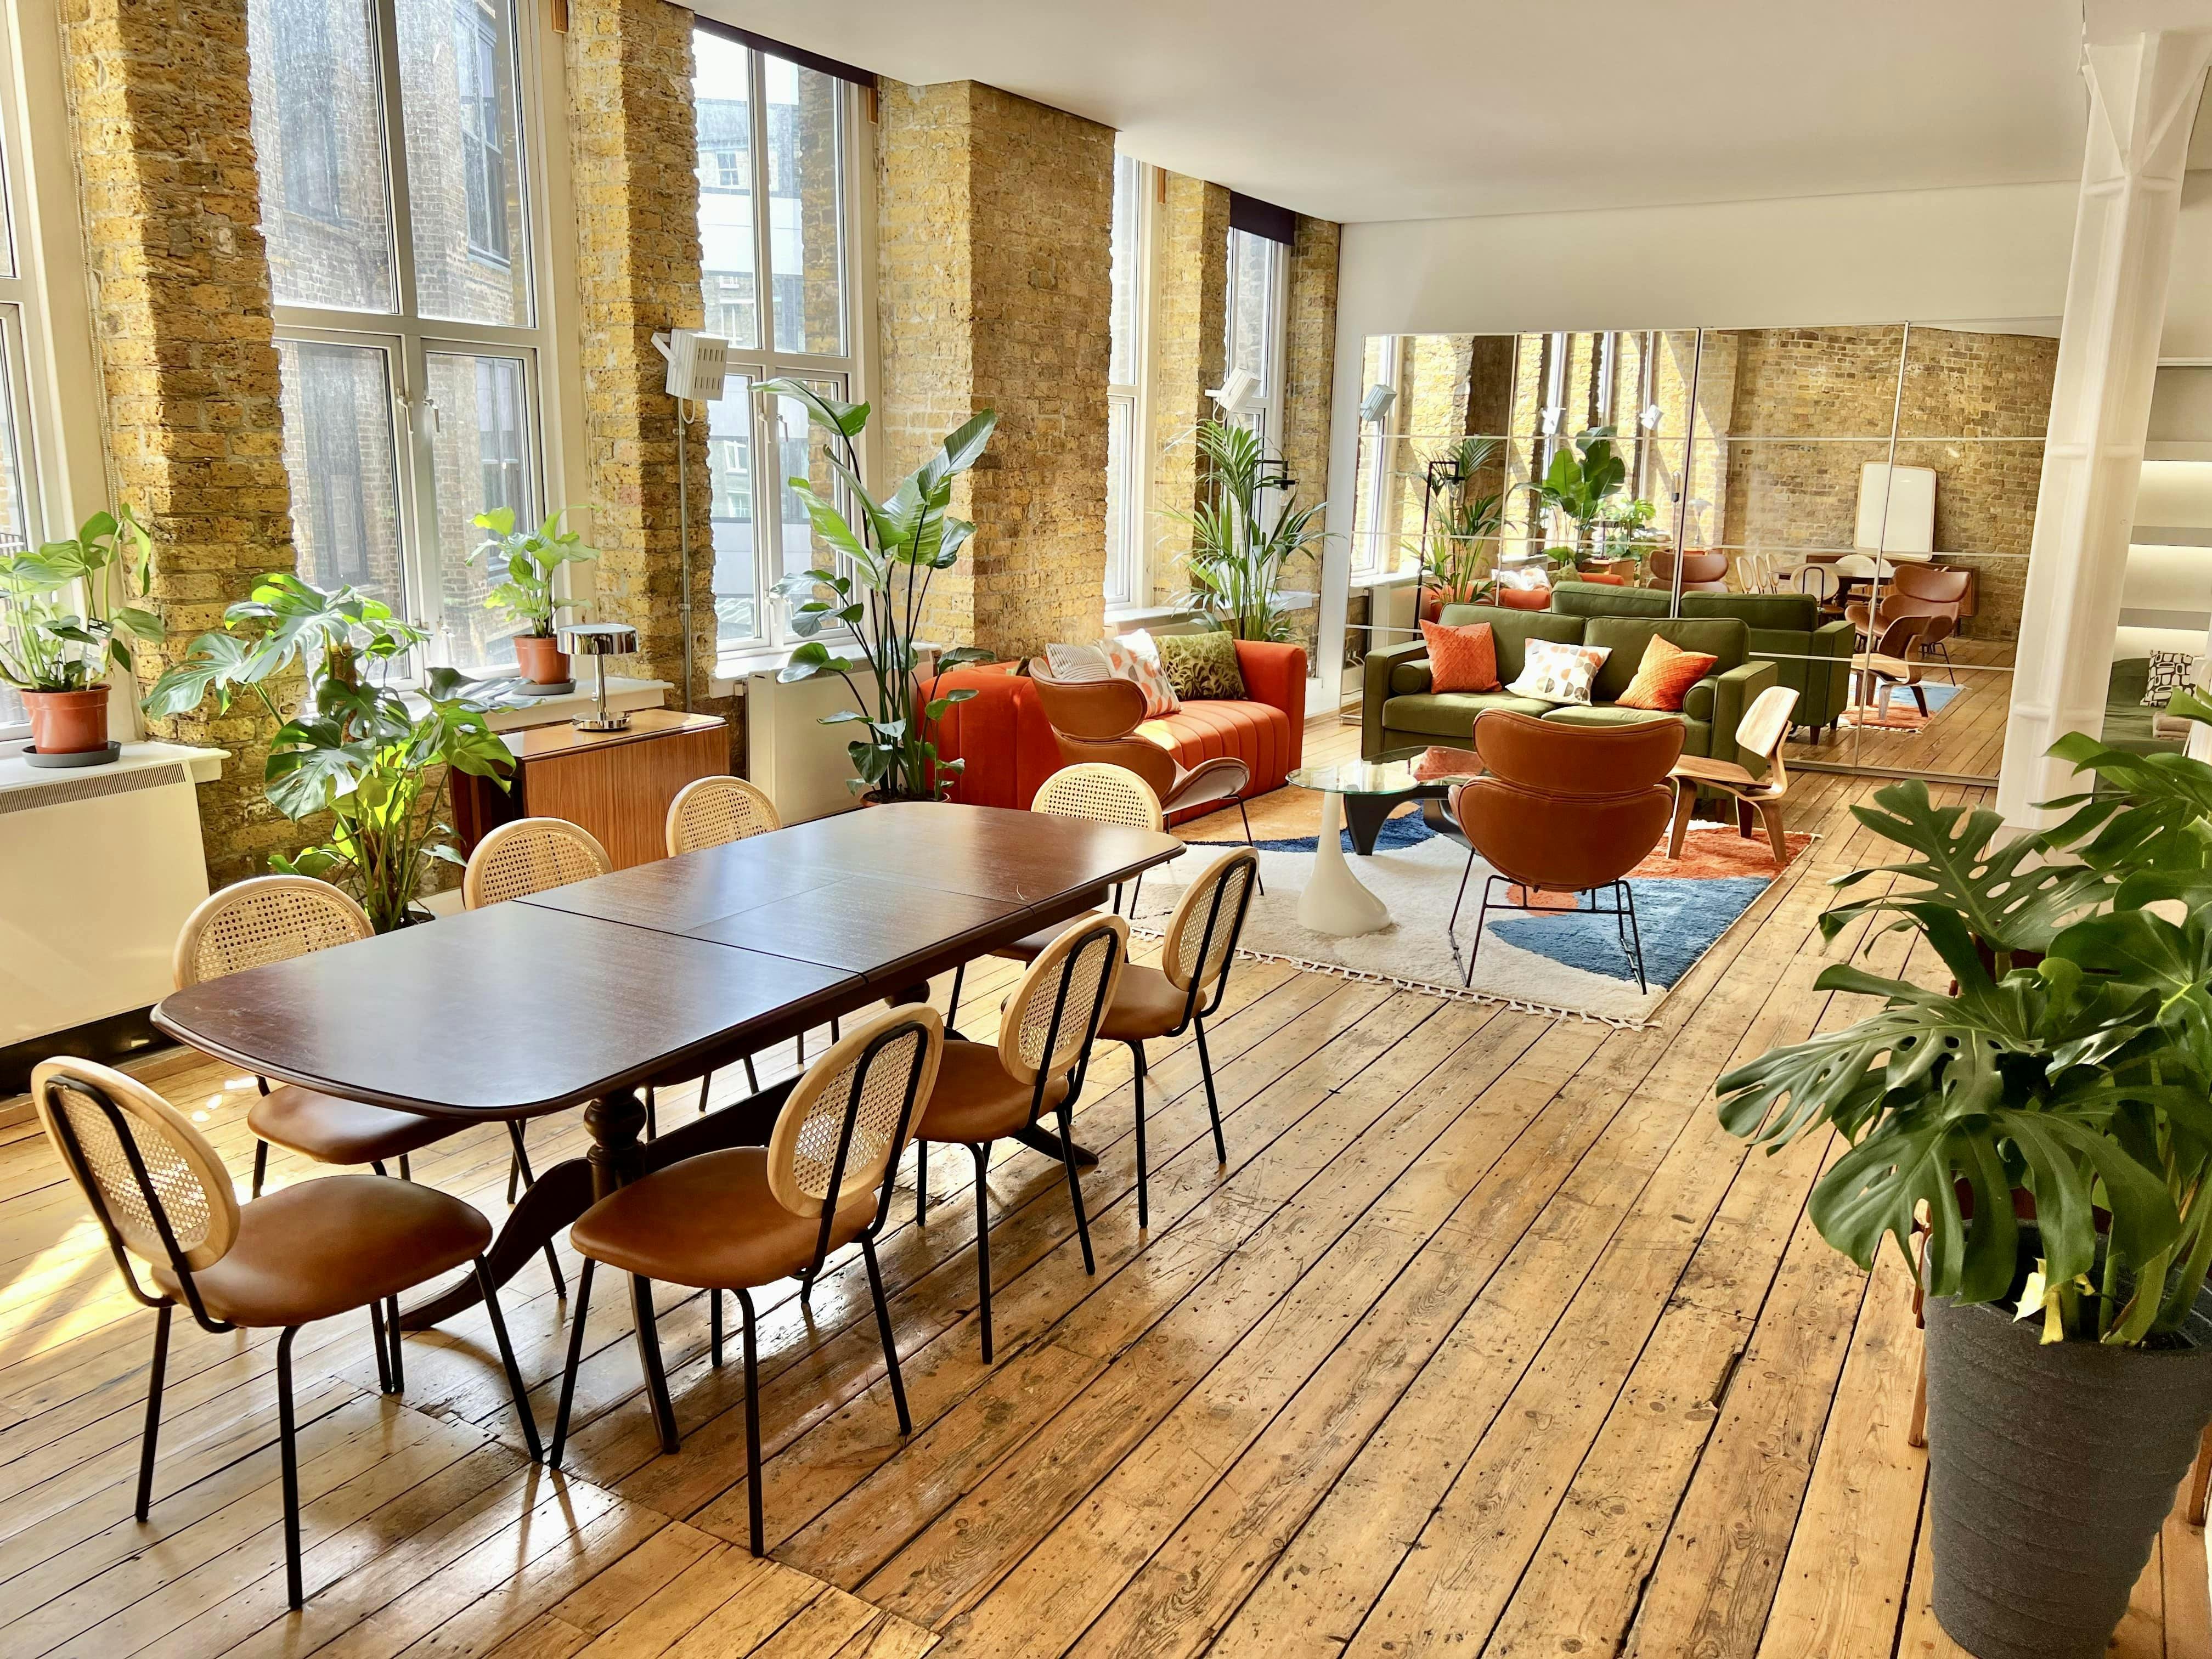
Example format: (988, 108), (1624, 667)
(1997, 25), (2212, 829)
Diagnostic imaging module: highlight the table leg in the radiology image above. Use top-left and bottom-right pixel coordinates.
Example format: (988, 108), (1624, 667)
(1340, 792), (1402, 856)
(399, 1079), (793, 1330)
(1298, 793), (1392, 938)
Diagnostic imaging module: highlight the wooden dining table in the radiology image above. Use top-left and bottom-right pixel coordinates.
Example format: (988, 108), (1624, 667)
(152, 802), (1184, 1330)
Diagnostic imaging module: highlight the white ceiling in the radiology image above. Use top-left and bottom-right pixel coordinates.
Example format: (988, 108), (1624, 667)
(690, 0), (2093, 224)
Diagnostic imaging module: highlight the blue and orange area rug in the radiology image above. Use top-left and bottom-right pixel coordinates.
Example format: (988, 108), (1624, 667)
(1137, 811), (1812, 1028)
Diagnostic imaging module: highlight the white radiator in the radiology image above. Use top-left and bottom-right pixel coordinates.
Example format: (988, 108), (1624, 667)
(746, 653), (944, 824)
(0, 746), (221, 1047)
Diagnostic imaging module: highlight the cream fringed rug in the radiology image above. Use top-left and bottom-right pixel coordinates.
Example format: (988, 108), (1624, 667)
(1130, 815), (1810, 1028)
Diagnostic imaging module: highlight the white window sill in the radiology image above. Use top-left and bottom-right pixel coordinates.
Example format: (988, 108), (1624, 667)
(708, 641), (958, 699)
(0, 738), (227, 798)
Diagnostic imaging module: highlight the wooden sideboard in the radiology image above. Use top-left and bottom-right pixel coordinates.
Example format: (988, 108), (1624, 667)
(454, 709), (730, 870)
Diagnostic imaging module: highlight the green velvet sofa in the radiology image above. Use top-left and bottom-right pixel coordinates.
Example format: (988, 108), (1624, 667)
(1360, 601), (1776, 768)
(1547, 582), (1856, 740)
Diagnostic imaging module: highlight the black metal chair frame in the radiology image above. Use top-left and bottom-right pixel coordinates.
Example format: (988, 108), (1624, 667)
(42, 1073), (539, 1610)
(1447, 861), (1651, 995)
(547, 1012), (936, 1556)
(920, 919), (1125, 1366)
(1125, 857), (1259, 1230)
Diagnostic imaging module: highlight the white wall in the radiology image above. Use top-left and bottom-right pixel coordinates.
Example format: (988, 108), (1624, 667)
(1317, 178), (2081, 702)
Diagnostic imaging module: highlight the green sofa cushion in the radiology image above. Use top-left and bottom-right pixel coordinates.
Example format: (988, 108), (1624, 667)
(1549, 581), (1670, 619)
(1383, 691), (1554, 736)
(1682, 591), (1821, 630)
(1583, 616), (1750, 700)
(1435, 603), (1586, 684)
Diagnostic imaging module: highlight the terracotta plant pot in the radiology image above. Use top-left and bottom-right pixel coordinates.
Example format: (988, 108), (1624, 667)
(512, 634), (571, 686)
(22, 686), (111, 754)
(1922, 1282), (2212, 1658)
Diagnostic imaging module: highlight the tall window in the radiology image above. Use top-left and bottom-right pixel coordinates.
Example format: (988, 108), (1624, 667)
(1104, 154), (1148, 608)
(1224, 226), (1287, 454)
(0, 89), (43, 738)
(692, 25), (864, 659)
(249, 0), (544, 673)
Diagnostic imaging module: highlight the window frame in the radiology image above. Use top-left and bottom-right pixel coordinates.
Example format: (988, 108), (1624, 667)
(1224, 224), (1289, 460)
(258, 0), (553, 677)
(691, 29), (876, 672)
(1103, 152), (1154, 612)
(0, 14), (53, 742)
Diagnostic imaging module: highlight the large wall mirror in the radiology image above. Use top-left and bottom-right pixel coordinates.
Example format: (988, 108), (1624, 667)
(1341, 323), (2061, 784)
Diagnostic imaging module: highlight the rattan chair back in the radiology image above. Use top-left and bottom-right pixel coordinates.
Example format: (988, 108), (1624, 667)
(1161, 848), (1260, 1000)
(766, 1003), (943, 1227)
(998, 913), (1128, 1088)
(173, 874), (372, 990)
(463, 817), (612, 908)
(1032, 764), (1165, 832)
(665, 775), (782, 856)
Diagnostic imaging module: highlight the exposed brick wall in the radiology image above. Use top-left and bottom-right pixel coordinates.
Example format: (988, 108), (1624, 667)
(565, 0), (727, 728)
(59, 0), (302, 885)
(1278, 213), (1338, 657)
(877, 79), (1113, 659)
(1148, 172), (1228, 607)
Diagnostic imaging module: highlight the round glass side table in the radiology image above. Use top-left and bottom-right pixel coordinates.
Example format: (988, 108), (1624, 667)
(1285, 746), (1481, 936)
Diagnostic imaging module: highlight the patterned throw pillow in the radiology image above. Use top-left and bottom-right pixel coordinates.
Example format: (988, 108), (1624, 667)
(1419, 619), (1499, 693)
(1098, 629), (1182, 717)
(1044, 641), (1112, 683)
(1156, 629), (1248, 701)
(1616, 634), (1718, 712)
(1504, 637), (1610, 707)
(2142, 648), (2199, 708)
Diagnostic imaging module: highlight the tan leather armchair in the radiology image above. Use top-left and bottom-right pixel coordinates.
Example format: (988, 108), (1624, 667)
(1649, 549), (1730, 593)
(1844, 562), (1968, 680)
(1446, 710), (1683, 992)
(1028, 666), (1263, 869)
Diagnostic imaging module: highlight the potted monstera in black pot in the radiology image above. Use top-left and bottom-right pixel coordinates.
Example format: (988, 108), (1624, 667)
(1718, 715), (2212, 1659)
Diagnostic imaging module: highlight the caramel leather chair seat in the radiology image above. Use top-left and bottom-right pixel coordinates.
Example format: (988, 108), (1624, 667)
(1097, 964), (1188, 1043)
(247, 1084), (457, 1168)
(572, 1147), (877, 1289)
(150, 1175), (490, 1327)
(916, 1040), (1071, 1143)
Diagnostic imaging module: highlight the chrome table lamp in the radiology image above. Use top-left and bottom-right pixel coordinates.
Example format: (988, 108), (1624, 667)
(558, 622), (639, 731)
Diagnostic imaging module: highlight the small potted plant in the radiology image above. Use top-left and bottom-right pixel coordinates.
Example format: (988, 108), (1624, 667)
(1718, 726), (2212, 1659)
(468, 507), (596, 689)
(0, 506), (160, 764)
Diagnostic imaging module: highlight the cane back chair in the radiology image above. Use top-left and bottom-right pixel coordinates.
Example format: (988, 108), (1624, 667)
(664, 776), (787, 1102)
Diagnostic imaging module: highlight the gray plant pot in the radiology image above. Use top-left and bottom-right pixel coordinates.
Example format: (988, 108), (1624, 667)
(1923, 1284), (2212, 1659)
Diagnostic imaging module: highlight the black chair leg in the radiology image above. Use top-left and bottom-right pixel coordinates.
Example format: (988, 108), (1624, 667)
(1128, 872), (1143, 916)
(742, 1053), (760, 1094)
(1623, 881), (1650, 995)
(251, 1139), (268, 1200)
(738, 1287), (764, 1556)
(644, 1086), (657, 1142)
(540, 1237), (567, 1299)
(277, 1326), (303, 1609)
(1194, 1017), (1226, 1164)
(397, 1153), (411, 1182)
(1237, 798), (1266, 893)
(549, 1257), (596, 1470)
(1462, 877), (1497, 989)
(1056, 1104), (1096, 1276)
(368, 1297), (393, 1394)
(1128, 1040), (1149, 1229)
(386, 1294), (404, 1393)
(916, 1139), (928, 1224)
(630, 1274), (680, 1454)
(475, 1258), (542, 1461)
(697, 1069), (715, 1116)
(506, 1121), (535, 1205)
(710, 1288), (724, 1368)
(1448, 848), (1476, 935)
(971, 1142), (994, 1363)
(947, 962), (965, 1031)
(136, 1301), (171, 1521)
(862, 1236), (911, 1435)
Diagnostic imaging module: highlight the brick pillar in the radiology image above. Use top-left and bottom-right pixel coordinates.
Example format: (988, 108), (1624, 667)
(1279, 213), (1339, 658)
(566, 0), (719, 717)
(878, 80), (1113, 661)
(59, 0), (299, 885)
(1147, 172), (1229, 607)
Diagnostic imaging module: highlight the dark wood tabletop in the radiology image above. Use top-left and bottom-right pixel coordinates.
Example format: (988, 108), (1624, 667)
(152, 801), (1182, 1121)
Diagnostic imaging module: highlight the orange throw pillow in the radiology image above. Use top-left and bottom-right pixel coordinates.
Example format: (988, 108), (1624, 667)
(1617, 634), (1718, 712)
(1420, 619), (1499, 693)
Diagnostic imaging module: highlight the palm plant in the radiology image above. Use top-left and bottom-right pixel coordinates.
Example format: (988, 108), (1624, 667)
(1410, 436), (1504, 600)
(766, 379), (996, 802)
(1166, 419), (1328, 642)
(1717, 701), (2212, 1345)
(145, 575), (520, 931)
(1519, 425), (1629, 564)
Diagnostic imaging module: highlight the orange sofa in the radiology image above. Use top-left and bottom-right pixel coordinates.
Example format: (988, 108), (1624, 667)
(927, 641), (1307, 823)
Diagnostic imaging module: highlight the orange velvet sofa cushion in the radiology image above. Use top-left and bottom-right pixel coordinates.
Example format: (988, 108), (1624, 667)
(927, 640), (1307, 823)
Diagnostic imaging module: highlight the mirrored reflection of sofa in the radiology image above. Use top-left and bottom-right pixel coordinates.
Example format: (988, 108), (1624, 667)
(1547, 582), (1855, 741)
(2104, 657), (2192, 756)
(1360, 601), (1775, 768)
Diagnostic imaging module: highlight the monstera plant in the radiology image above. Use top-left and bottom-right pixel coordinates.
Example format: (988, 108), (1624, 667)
(1717, 704), (2212, 1659)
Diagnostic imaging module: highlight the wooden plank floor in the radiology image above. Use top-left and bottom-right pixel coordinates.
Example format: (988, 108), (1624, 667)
(0, 714), (2200, 1659)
